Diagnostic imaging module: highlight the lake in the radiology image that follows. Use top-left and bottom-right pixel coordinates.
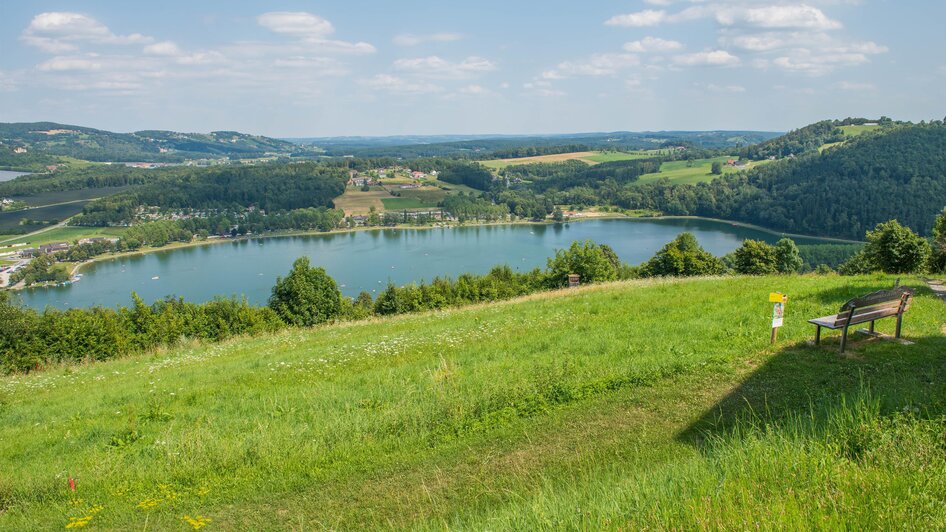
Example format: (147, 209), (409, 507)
(0, 170), (30, 182)
(17, 218), (823, 310)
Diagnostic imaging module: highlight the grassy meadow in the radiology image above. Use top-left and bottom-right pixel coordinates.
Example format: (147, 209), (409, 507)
(637, 156), (775, 186)
(1, 274), (944, 529)
(0, 226), (127, 247)
(481, 150), (657, 170)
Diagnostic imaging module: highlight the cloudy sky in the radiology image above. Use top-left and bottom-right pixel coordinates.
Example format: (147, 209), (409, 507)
(0, 1), (942, 137)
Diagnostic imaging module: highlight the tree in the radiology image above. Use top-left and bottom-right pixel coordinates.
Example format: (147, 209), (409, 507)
(732, 239), (778, 275)
(930, 207), (946, 273)
(774, 238), (803, 273)
(640, 233), (725, 277)
(711, 161), (723, 175)
(268, 257), (341, 326)
(862, 220), (931, 274)
(545, 240), (618, 288)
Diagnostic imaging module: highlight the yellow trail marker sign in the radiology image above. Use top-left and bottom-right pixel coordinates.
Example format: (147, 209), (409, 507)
(769, 292), (788, 343)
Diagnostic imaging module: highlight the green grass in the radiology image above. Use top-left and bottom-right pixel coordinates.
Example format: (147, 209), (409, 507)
(381, 197), (431, 210)
(637, 156), (734, 185)
(1, 275), (944, 528)
(840, 124), (881, 137)
(581, 150), (657, 163)
(0, 226), (127, 247)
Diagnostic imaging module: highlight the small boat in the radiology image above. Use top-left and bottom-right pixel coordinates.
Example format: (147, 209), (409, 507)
(151, 276), (160, 280)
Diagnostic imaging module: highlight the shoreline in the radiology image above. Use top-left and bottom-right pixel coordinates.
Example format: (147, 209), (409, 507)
(6, 213), (859, 292)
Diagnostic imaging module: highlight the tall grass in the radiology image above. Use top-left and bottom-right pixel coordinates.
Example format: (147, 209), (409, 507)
(0, 274), (943, 528)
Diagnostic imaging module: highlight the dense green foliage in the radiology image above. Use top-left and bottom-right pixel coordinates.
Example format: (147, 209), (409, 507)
(268, 257), (342, 326)
(931, 207), (946, 272)
(546, 240), (619, 287)
(8, 254), (68, 286)
(860, 220), (932, 274)
(619, 123), (946, 238)
(0, 291), (282, 373)
(731, 239), (779, 275)
(796, 243), (863, 270)
(640, 233), (725, 277)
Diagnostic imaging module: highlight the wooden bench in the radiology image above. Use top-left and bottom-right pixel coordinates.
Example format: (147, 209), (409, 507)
(808, 286), (913, 353)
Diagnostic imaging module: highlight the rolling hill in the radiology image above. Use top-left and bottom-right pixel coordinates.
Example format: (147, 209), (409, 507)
(0, 122), (315, 164)
(1, 274), (944, 528)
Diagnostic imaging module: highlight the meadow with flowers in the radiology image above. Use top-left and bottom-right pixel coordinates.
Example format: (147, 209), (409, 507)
(0, 273), (944, 529)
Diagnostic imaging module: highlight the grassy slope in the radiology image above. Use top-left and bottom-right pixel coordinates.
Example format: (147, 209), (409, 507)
(481, 151), (655, 170)
(637, 156), (776, 186)
(1, 275), (944, 529)
(0, 226), (127, 247)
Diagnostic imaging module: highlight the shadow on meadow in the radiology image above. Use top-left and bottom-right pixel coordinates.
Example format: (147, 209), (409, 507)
(679, 286), (946, 448)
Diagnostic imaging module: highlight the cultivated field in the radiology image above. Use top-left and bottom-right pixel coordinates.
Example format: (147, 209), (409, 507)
(332, 187), (388, 215)
(481, 150), (657, 170)
(840, 124), (881, 136)
(1, 275), (944, 528)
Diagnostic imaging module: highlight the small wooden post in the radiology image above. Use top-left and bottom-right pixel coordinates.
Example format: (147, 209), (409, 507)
(567, 274), (580, 288)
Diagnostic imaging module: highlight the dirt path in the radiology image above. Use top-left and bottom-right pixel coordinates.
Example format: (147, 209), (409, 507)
(924, 278), (945, 303)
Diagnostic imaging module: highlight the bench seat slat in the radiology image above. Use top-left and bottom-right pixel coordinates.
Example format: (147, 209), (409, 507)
(808, 307), (902, 329)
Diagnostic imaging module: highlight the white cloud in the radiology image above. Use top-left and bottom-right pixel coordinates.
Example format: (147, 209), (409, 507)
(673, 50), (740, 66)
(623, 37), (683, 53)
(22, 12), (153, 53)
(257, 12), (334, 38)
(393, 56), (496, 78)
(393, 32), (463, 46)
(700, 83), (746, 93)
(715, 5), (842, 30)
(833, 81), (876, 91)
(544, 53), (640, 78)
(605, 10), (667, 27)
(37, 56), (103, 71)
(364, 74), (443, 94)
(144, 41), (182, 56)
(257, 11), (375, 54)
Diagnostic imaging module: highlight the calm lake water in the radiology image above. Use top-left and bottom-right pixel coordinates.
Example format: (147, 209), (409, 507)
(18, 218), (823, 310)
(0, 170), (30, 182)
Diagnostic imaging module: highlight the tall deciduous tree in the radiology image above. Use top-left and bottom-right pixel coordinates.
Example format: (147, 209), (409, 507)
(862, 220), (931, 274)
(774, 238), (803, 273)
(546, 240), (618, 287)
(732, 239), (778, 275)
(269, 257), (341, 326)
(640, 233), (725, 277)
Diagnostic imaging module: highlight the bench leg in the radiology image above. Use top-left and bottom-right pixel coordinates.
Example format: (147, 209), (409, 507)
(869, 320), (875, 334)
(814, 325), (821, 345)
(839, 325), (848, 354)
(896, 313), (903, 338)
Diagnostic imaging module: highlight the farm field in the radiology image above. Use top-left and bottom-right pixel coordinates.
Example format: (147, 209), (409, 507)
(332, 187), (388, 215)
(636, 156), (774, 186)
(1, 274), (944, 529)
(0, 201), (90, 233)
(0, 226), (127, 247)
(481, 150), (657, 170)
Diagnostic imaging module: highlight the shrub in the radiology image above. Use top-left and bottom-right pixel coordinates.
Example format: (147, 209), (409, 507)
(268, 257), (342, 326)
(640, 233), (725, 277)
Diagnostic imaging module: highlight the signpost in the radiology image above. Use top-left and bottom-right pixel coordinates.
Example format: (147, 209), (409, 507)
(769, 292), (788, 344)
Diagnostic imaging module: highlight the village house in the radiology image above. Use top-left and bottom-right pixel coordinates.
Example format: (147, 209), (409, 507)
(13, 146), (28, 154)
(39, 242), (71, 254)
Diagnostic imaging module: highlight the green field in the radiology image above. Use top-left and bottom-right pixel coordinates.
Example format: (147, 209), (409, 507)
(0, 226), (127, 247)
(636, 156), (776, 186)
(381, 197), (431, 210)
(840, 124), (881, 136)
(481, 150), (657, 170)
(2, 274), (944, 529)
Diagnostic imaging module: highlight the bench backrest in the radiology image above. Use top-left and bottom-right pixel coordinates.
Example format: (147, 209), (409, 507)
(829, 288), (913, 328)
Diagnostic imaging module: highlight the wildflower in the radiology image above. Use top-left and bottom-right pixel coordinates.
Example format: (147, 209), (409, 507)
(65, 515), (93, 528)
(137, 498), (160, 509)
(182, 515), (212, 529)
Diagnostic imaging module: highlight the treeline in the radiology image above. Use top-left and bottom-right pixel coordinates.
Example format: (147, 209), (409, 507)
(0, 292), (281, 372)
(411, 159), (494, 190)
(613, 123), (946, 239)
(489, 144), (591, 159)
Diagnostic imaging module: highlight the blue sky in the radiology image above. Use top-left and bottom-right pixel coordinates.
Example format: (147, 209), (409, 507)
(0, 1), (943, 137)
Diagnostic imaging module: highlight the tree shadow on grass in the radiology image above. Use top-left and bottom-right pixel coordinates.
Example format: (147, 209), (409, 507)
(678, 315), (946, 448)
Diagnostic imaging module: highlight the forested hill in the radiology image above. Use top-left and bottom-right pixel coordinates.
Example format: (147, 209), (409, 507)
(0, 122), (314, 163)
(636, 122), (946, 239)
